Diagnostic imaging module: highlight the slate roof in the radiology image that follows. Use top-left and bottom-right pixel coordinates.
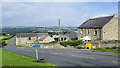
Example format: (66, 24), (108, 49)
(66, 31), (78, 39)
(78, 16), (113, 29)
(16, 33), (49, 38)
(39, 35), (48, 41)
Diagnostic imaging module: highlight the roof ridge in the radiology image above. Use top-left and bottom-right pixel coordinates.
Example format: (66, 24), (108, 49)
(89, 16), (113, 20)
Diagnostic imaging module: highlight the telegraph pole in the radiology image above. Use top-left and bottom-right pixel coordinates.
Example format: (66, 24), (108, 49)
(59, 18), (61, 42)
(20, 33), (21, 45)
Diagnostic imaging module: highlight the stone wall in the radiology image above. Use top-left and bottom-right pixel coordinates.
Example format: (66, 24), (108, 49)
(102, 16), (118, 40)
(16, 36), (55, 45)
(16, 36), (39, 45)
(89, 40), (119, 49)
(27, 43), (74, 49)
(118, 19), (120, 40)
(78, 28), (101, 40)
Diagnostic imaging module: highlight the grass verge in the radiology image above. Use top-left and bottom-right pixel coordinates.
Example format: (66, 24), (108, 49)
(0, 36), (9, 40)
(2, 50), (54, 66)
(16, 45), (25, 47)
(93, 49), (120, 53)
(0, 48), (2, 67)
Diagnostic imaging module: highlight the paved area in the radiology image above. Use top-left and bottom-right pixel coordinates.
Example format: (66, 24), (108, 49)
(2, 37), (119, 66)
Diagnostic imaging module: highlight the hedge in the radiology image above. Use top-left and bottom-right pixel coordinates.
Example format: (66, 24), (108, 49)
(0, 40), (7, 47)
(60, 40), (84, 47)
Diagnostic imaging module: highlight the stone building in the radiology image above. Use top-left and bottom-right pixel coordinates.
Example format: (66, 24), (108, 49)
(66, 31), (78, 40)
(78, 14), (119, 41)
(52, 31), (78, 41)
(16, 33), (55, 45)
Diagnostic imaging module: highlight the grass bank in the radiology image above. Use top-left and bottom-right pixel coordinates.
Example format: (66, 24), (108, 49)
(0, 36), (9, 40)
(93, 49), (120, 53)
(2, 50), (53, 66)
(0, 36), (12, 48)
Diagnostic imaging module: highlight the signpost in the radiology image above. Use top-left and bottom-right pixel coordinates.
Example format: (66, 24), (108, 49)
(33, 44), (40, 62)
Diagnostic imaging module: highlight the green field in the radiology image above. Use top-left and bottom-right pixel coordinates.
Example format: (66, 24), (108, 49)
(2, 50), (53, 66)
(5, 38), (12, 44)
(0, 36), (9, 40)
(0, 36), (12, 45)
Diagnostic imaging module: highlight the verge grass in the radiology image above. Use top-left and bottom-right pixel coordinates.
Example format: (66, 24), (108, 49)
(2, 50), (53, 66)
(94, 49), (120, 53)
(16, 45), (25, 47)
(0, 36), (9, 40)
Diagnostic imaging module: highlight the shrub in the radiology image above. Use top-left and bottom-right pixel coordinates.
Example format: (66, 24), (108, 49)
(60, 41), (68, 47)
(118, 46), (120, 49)
(106, 47), (110, 49)
(78, 40), (84, 44)
(60, 40), (84, 47)
(77, 46), (83, 49)
(96, 38), (102, 40)
(0, 40), (7, 48)
(111, 47), (118, 49)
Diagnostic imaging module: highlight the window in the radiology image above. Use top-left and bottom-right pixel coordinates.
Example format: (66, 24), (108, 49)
(81, 29), (83, 34)
(94, 29), (97, 35)
(28, 37), (31, 40)
(87, 29), (89, 34)
(61, 38), (63, 41)
(64, 38), (66, 40)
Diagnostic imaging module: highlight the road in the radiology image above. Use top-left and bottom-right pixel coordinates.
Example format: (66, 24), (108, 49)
(2, 37), (119, 66)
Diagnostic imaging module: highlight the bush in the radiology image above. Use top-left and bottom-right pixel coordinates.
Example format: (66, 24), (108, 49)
(96, 38), (102, 40)
(76, 46), (83, 49)
(60, 41), (68, 47)
(106, 47), (110, 49)
(60, 40), (84, 47)
(118, 46), (120, 49)
(0, 40), (7, 48)
(111, 47), (118, 49)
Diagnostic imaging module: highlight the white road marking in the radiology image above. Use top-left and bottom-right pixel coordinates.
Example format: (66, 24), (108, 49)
(26, 50), (32, 52)
(71, 55), (84, 58)
(71, 55), (95, 59)
(86, 57), (95, 59)
(112, 61), (119, 64)
(52, 52), (63, 55)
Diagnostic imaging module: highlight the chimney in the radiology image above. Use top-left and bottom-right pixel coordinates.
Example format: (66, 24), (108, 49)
(113, 14), (118, 17)
(86, 17), (90, 21)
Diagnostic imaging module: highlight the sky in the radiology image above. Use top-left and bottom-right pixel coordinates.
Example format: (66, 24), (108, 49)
(2, 2), (118, 27)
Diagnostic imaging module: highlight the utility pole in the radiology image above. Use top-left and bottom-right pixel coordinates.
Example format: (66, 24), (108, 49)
(59, 18), (61, 42)
(20, 33), (21, 45)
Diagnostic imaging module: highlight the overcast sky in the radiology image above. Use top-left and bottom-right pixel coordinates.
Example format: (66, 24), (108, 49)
(2, 2), (118, 27)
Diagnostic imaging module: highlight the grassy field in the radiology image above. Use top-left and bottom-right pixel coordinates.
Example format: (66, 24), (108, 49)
(5, 38), (12, 44)
(2, 50), (54, 66)
(0, 36), (9, 40)
(94, 49), (120, 53)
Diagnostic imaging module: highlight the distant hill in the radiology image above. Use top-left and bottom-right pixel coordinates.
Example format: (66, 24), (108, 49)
(1, 26), (77, 33)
